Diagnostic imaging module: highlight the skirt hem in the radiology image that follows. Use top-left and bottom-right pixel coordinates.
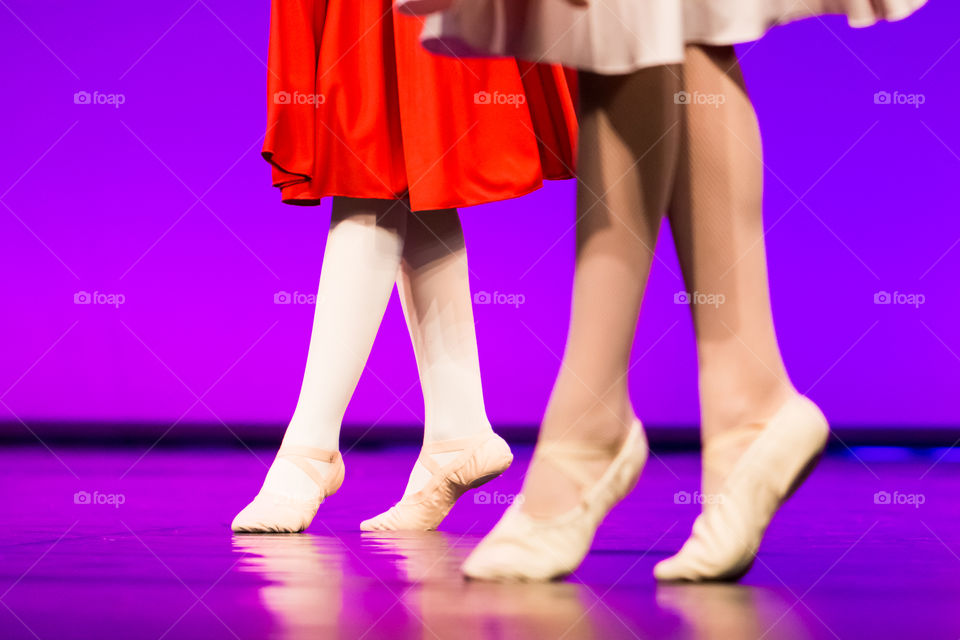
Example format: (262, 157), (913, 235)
(421, 0), (928, 75)
(277, 177), (559, 212)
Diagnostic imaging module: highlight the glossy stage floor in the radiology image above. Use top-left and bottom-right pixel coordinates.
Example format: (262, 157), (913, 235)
(1, 442), (957, 639)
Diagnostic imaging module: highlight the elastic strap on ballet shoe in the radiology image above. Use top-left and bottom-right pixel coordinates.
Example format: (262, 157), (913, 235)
(417, 434), (496, 477)
(276, 445), (342, 488)
(534, 431), (634, 490)
(533, 443), (603, 492)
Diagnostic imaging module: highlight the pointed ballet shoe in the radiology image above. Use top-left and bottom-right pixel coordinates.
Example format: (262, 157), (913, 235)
(654, 395), (829, 582)
(360, 433), (513, 532)
(461, 421), (648, 582)
(232, 445), (345, 534)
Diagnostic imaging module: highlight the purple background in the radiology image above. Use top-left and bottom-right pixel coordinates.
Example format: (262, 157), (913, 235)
(0, 1), (957, 433)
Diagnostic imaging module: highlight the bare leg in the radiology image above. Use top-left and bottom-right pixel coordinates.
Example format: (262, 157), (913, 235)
(461, 66), (682, 580)
(521, 67), (682, 518)
(654, 46), (829, 581)
(666, 45), (796, 498)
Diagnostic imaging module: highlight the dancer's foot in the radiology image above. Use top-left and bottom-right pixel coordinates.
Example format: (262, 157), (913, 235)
(654, 395), (828, 582)
(698, 387), (797, 500)
(232, 446), (345, 533)
(461, 420), (648, 581)
(360, 433), (513, 531)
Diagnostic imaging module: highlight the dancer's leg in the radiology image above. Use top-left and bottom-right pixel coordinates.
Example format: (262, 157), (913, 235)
(666, 45), (797, 498)
(233, 197), (409, 532)
(462, 66), (681, 579)
(654, 46), (828, 581)
(361, 210), (512, 531)
(520, 67), (682, 518)
(284, 197), (409, 449)
(398, 210), (492, 446)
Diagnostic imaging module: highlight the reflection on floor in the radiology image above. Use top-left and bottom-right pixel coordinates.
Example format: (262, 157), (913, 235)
(0, 443), (957, 639)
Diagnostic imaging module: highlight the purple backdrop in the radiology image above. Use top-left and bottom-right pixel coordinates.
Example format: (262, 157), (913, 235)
(0, 1), (957, 433)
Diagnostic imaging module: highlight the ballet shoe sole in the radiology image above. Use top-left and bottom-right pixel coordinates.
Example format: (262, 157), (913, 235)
(415, 471), (506, 531)
(655, 405), (828, 584)
(232, 454), (345, 535)
(361, 452), (513, 532)
(450, 450), (514, 495)
(435, 466), (511, 525)
(697, 449), (824, 583)
(232, 526), (305, 535)
(784, 447), (825, 503)
(657, 437), (827, 584)
(231, 488), (340, 535)
(464, 471), (505, 489)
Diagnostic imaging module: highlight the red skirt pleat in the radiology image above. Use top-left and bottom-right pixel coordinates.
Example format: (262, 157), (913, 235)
(261, 0), (577, 211)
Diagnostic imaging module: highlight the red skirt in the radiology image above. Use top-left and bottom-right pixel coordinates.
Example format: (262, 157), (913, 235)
(261, 0), (578, 211)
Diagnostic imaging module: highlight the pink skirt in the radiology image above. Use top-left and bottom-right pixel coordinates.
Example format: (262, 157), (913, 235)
(408, 0), (929, 74)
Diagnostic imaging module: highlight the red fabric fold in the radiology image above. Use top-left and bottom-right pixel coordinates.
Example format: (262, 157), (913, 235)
(261, 0), (326, 190)
(260, 0), (578, 210)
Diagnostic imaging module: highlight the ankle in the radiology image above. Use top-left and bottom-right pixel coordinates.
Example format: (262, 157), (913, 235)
(540, 403), (636, 451)
(422, 418), (493, 443)
(280, 416), (340, 452)
(700, 386), (798, 441)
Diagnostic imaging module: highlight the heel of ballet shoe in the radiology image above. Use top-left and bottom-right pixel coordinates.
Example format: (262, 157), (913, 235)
(766, 395), (829, 500)
(654, 397), (828, 582)
(326, 456), (346, 497)
(453, 434), (513, 489)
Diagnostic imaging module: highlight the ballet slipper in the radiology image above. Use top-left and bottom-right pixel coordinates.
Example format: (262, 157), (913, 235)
(360, 433), (513, 531)
(461, 421), (648, 581)
(232, 446), (345, 534)
(654, 395), (829, 582)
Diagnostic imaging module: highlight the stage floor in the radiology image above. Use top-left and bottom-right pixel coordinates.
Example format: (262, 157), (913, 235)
(1, 443), (957, 639)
